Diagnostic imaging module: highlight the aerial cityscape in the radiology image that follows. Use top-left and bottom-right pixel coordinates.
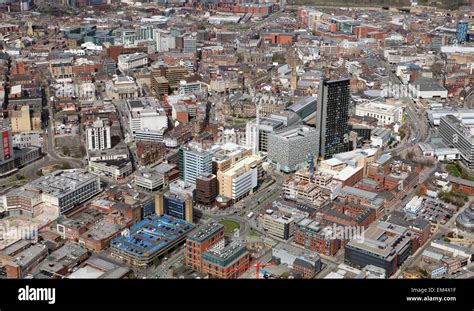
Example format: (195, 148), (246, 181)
(0, 0), (473, 288)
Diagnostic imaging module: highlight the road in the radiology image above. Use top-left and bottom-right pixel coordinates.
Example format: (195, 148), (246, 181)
(153, 248), (185, 279)
(44, 88), (85, 166)
(18, 86), (85, 180)
(197, 180), (279, 238)
(383, 70), (431, 157)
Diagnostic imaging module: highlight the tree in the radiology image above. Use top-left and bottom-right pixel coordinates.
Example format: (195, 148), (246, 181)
(418, 268), (429, 278)
(78, 146), (86, 158)
(61, 146), (70, 156)
(438, 190), (468, 207)
(272, 53), (286, 64)
(418, 184), (428, 196)
(431, 62), (444, 76)
(61, 163), (71, 170)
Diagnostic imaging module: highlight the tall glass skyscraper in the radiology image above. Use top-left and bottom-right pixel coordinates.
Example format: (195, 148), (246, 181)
(316, 78), (351, 159)
(456, 21), (469, 44)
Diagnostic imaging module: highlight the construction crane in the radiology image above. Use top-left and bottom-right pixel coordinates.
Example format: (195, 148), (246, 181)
(227, 260), (273, 279)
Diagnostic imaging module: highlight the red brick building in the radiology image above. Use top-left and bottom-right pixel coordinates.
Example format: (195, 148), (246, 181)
(196, 173), (218, 205)
(136, 141), (167, 167)
(448, 176), (474, 196)
(185, 221), (225, 272)
(263, 33), (295, 45)
(201, 242), (250, 279)
(295, 219), (341, 256)
(323, 201), (376, 229)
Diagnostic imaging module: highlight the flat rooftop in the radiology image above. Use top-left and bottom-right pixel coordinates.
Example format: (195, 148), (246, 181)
(357, 101), (402, 112)
(126, 97), (161, 111)
(82, 220), (124, 241)
(211, 142), (251, 162)
(135, 168), (164, 181)
(334, 148), (378, 162)
(68, 256), (130, 279)
(111, 215), (194, 257)
(222, 154), (262, 176)
(118, 52), (147, 62)
(273, 125), (318, 140)
(0, 216), (51, 250)
(346, 222), (410, 259)
(27, 169), (98, 199)
(273, 242), (320, 265)
(187, 221), (224, 243)
(9, 243), (47, 267)
(342, 186), (379, 201)
(202, 241), (246, 264)
(39, 243), (88, 275)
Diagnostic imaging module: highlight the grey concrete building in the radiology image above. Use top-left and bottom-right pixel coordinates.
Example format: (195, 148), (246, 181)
(439, 115), (474, 169)
(267, 125), (319, 173)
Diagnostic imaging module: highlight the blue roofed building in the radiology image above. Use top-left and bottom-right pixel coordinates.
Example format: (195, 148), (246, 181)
(110, 215), (194, 267)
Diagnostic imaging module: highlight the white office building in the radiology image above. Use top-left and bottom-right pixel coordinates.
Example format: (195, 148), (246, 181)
(409, 78), (448, 99)
(4, 169), (101, 216)
(263, 212), (295, 240)
(355, 101), (404, 126)
(86, 118), (111, 151)
(155, 29), (176, 53)
(181, 144), (213, 184)
(178, 80), (207, 96)
(404, 196), (424, 216)
(183, 36), (197, 53)
(135, 168), (165, 192)
(127, 98), (168, 143)
(118, 53), (148, 72)
(370, 128), (391, 148)
(427, 108), (474, 126)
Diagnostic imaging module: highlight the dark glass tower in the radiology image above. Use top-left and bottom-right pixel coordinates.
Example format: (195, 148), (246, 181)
(456, 21), (468, 44)
(316, 78), (351, 159)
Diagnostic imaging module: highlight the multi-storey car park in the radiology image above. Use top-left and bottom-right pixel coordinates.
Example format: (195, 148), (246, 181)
(111, 215), (194, 267)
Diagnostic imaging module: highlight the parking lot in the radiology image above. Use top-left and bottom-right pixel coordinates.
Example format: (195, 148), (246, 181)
(419, 197), (457, 225)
